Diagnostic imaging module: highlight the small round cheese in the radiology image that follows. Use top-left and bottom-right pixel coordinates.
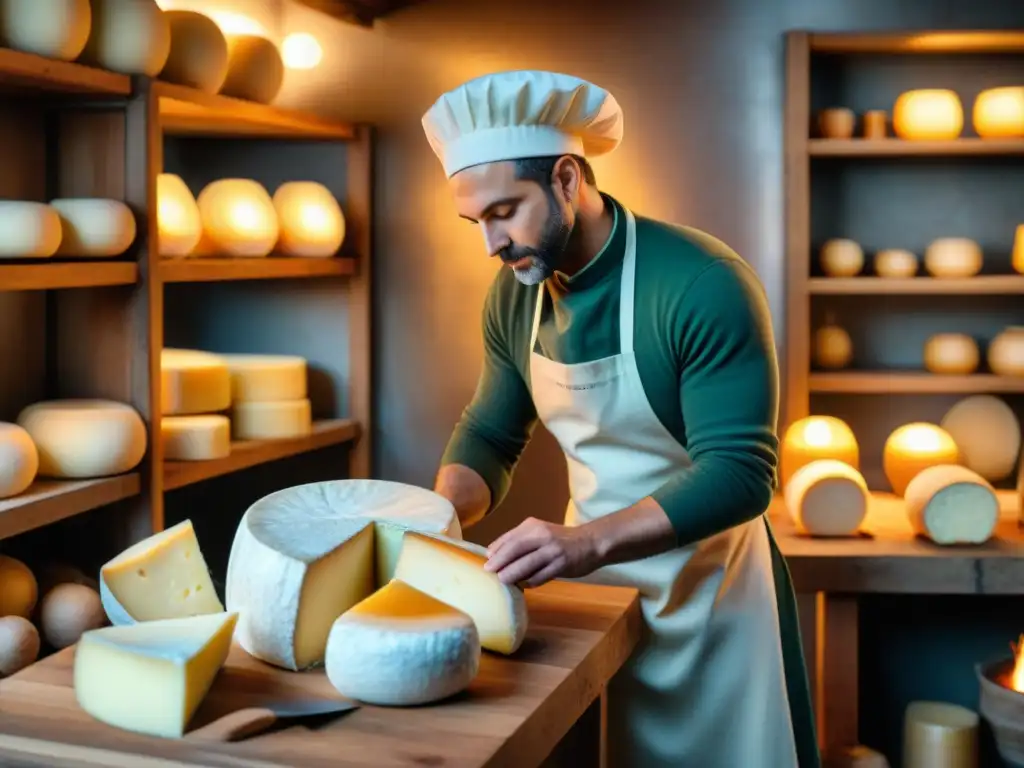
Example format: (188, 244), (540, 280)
(0, 556), (38, 619)
(0, 201), (62, 258)
(221, 354), (307, 402)
(232, 399), (311, 440)
(923, 333), (979, 375)
(161, 348), (231, 416)
(162, 415), (231, 461)
(940, 395), (1021, 482)
(0, 616), (40, 677)
(924, 237), (982, 278)
(820, 239), (864, 277)
(784, 459), (869, 537)
(50, 198), (136, 258)
(904, 464), (999, 545)
(0, 422), (39, 499)
(40, 583), (107, 649)
(325, 579), (480, 706)
(16, 400), (146, 479)
(874, 248), (918, 278)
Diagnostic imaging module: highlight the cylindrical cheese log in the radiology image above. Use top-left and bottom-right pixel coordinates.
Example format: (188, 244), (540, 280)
(16, 400), (146, 479)
(0, 201), (62, 258)
(0, 422), (38, 499)
(161, 349), (231, 416)
(941, 395), (1021, 482)
(50, 198), (136, 258)
(904, 465), (999, 545)
(233, 399), (312, 440)
(162, 415), (231, 461)
(221, 354), (307, 402)
(160, 10), (229, 94)
(784, 459), (869, 537)
(903, 700), (978, 768)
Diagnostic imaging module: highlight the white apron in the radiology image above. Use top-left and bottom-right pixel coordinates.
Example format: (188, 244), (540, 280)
(528, 208), (799, 768)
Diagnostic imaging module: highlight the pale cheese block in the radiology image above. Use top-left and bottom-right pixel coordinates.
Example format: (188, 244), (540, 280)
(232, 399), (311, 440)
(16, 399), (146, 479)
(50, 198), (137, 258)
(394, 531), (528, 655)
(784, 459), (869, 537)
(325, 580), (480, 706)
(225, 479), (462, 670)
(0, 201), (62, 258)
(161, 348), (231, 416)
(162, 415), (231, 461)
(0, 422), (38, 499)
(73, 612), (237, 739)
(220, 353), (307, 402)
(904, 464), (999, 545)
(100, 519), (224, 626)
(940, 395), (1022, 482)
(903, 700), (978, 768)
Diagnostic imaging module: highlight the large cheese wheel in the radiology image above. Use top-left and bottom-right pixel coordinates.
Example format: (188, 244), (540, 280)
(272, 182), (346, 258)
(0, 201), (62, 258)
(0, 422), (38, 499)
(50, 198), (136, 258)
(80, 0), (170, 76)
(156, 174), (202, 258)
(904, 464), (999, 545)
(220, 34), (285, 105)
(232, 399), (311, 440)
(221, 354), (307, 402)
(16, 400), (146, 479)
(0, 0), (92, 60)
(940, 395), (1021, 482)
(162, 415), (231, 461)
(196, 179), (279, 258)
(159, 10), (229, 94)
(224, 479), (463, 671)
(161, 348), (231, 416)
(783, 459), (869, 537)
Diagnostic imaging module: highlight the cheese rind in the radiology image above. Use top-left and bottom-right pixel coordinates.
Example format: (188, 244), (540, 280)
(394, 532), (528, 655)
(50, 198), (136, 258)
(325, 580), (480, 706)
(784, 459), (869, 537)
(221, 354), (307, 402)
(74, 612), (237, 739)
(100, 519), (224, 625)
(904, 464), (999, 545)
(232, 399), (312, 440)
(225, 479), (462, 670)
(0, 422), (38, 499)
(161, 348), (231, 416)
(162, 415), (231, 461)
(0, 201), (62, 258)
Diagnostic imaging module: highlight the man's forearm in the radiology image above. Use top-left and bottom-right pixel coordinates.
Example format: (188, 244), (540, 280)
(434, 463), (492, 529)
(583, 496), (678, 567)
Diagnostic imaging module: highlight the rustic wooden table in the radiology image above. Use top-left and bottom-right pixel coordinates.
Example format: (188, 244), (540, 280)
(0, 580), (641, 768)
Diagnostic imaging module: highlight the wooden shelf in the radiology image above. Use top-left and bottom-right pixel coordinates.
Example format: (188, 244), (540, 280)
(160, 256), (356, 283)
(809, 372), (1024, 394)
(808, 276), (1024, 295)
(163, 418), (361, 491)
(0, 475), (141, 542)
(0, 47), (130, 96)
(155, 81), (356, 140)
(809, 138), (1024, 157)
(0, 261), (138, 291)
(808, 30), (1024, 55)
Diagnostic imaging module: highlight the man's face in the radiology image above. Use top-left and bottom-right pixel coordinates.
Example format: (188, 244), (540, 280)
(450, 161), (574, 285)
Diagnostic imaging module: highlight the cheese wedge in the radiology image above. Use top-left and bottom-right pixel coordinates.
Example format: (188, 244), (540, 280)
(74, 612), (237, 738)
(325, 580), (480, 706)
(100, 519), (224, 625)
(394, 532), (528, 655)
(904, 464), (999, 545)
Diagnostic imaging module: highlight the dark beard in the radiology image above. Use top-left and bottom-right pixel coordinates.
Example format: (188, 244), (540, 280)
(498, 190), (573, 281)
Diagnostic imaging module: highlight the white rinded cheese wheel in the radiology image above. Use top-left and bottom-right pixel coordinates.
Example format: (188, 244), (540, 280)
(196, 179), (279, 258)
(272, 182), (346, 258)
(50, 198), (136, 258)
(904, 464), (999, 545)
(221, 34), (285, 105)
(0, 201), (62, 258)
(81, 0), (170, 76)
(225, 479), (462, 670)
(221, 354), (307, 402)
(0, 0), (92, 60)
(783, 459), (869, 537)
(16, 399), (146, 479)
(162, 415), (231, 461)
(232, 399), (311, 440)
(325, 580), (480, 706)
(161, 348), (231, 416)
(0, 422), (39, 499)
(924, 237), (982, 278)
(940, 395), (1021, 482)
(159, 10), (229, 94)
(157, 174), (202, 258)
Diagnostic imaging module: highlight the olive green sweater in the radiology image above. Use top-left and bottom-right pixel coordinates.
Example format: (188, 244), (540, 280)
(441, 194), (781, 545)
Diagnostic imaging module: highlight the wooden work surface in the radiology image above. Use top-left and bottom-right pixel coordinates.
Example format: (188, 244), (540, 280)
(0, 580), (641, 768)
(772, 491), (1024, 595)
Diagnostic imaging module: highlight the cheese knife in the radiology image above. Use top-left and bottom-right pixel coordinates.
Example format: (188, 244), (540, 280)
(187, 698), (360, 742)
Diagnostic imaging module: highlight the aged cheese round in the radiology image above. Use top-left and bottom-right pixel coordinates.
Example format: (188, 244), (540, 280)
(81, 0), (170, 76)
(225, 479), (463, 670)
(0, 201), (62, 258)
(0, 0), (92, 60)
(157, 173), (202, 258)
(0, 616), (40, 677)
(814, 324), (853, 369)
(272, 182), (346, 258)
(232, 399), (311, 440)
(940, 395), (1021, 482)
(162, 415), (231, 461)
(196, 179), (279, 258)
(16, 399), (146, 479)
(161, 348), (231, 416)
(0, 422), (38, 500)
(784, 459), (869, 537)
(874, 248), (918, 278)
(221, 354), (307, 402)
(50, 198), (136, 258)
(903, 700), (978, 767)
(924, 237), (982, 279)
(159, 10), (228, 93)
(904, 464), (999, 545)
(988, 326), (1024, 377)
(893, 89), (964, 140)
(39, 582), (106, 649)
(923, 333), (979, 375)
(325, 579), (480, 706)
(973, 86), (1024, 139)
(0, 555), (38, 619)
(221, 34), (285, 105)
(820, 239), (864, 277)
(883, 422), (960, 497)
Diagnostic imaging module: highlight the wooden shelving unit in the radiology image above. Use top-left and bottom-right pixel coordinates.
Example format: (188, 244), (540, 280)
(0, 45), (372, 547)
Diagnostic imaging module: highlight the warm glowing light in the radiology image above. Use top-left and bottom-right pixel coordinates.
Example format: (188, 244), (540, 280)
(282, 32), (322, 70)
(205, 10), (266, 37)
(974, 87), (1024, 139)
(1013, 224), (1024, 276)
(1011, 635), (1024, 693)
(883, 422), (960, 497)
(779, 415), (859, 489)
(196, 179), (279, 258)
(156, 173), (202, 258)
(272, 181), (345, 258)
(893, 89), (964, 140)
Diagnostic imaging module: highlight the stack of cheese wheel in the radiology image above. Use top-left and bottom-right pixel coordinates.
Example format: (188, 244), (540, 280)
(160, 349), (232, 461)
(222, 354), (311, 440)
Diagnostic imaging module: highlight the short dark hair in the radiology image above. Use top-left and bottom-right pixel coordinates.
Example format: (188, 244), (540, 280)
(512, 154), (597, 188)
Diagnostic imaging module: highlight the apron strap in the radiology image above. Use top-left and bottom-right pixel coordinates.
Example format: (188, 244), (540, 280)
(619, 209), (638, 356)
(529, 281), (545, 350)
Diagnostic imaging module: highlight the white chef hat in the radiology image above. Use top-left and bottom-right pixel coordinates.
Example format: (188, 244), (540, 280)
(421, 70), (624, 178)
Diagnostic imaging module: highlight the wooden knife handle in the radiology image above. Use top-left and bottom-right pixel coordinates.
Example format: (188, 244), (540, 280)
(188, 707), (279, 742)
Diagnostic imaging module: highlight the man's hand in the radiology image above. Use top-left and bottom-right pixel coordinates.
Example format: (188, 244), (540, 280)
(484, 517), (603, 588)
